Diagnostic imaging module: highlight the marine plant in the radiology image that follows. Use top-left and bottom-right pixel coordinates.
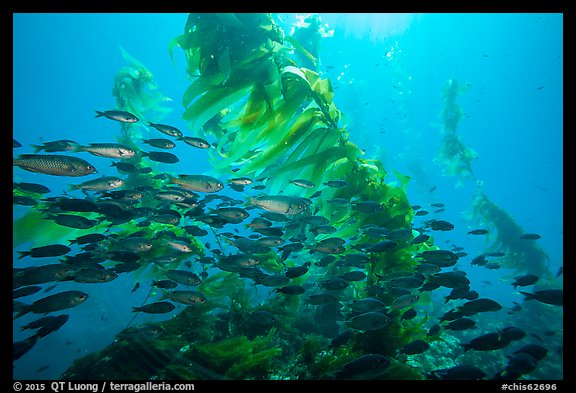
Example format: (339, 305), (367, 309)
(31, 13), (445, 380)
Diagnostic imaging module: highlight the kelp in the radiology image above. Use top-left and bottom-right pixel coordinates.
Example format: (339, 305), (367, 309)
(464, 188), (550, 277)
(434, 79), (478, 184)
(435, 79), (551, 278)
(113, 47), (173, 141)
(60, 13), (434, 380)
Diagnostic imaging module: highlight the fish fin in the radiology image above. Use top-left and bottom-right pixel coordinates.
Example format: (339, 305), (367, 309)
(95, 111), (106, 118)
(30, 144), (44, 154)
(519, 291), (535, 300)
(16, 251), (30, 260)
(14, 307), (31, 320)
(461, 343), (471, 353)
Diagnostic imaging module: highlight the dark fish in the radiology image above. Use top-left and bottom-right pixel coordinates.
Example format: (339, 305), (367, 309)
(461, 332), (511, 352)
(444, 285), (471, 303)
(430, 203), (445, 207)
(184, 225), (209, 236)
(164, 270), (202, 286)
(414, 263), (440, 274)
(13, 264), (74, 288)
(414, 210), (429, 216)
(275, 285), (306, 295)
(142, 138), (176, 149)
(74, 143), (136, 159)
(353, 200), (384, 214)
(348, 312), (391, 331)
(111, 161), (139, 173)
(519, 233), (541, 240)
(31, 139), (76, 153)
(14, 182), (51, 194)
(324, 180), (348, 188)
(148, 122), (182, 137)
(400, 339), (430, 355)
(494, 352), (539, 380)
(13, 335), (38, 360)
(500, 326), (526, 341)
(17, 244), (71, 259)
(366, 240), (397, 252)
(387, 276), (423, 289)
(340, 271), (367, 282)
(132, 301), (175, 314)
(71, 268), (118, 283)
(457, 298), (502, 315)
(280, 243), (305, 261)
(349, 298), (387, 313)
(400, 308), (417, 321)
(32, 314), (70, 337)
(306, 293), (339, 305)
(520, 289), (563, 306)
(13, 286), (42, 299)
(445, 317), (476, 331)
(285, 262), (310, 279)
(468, 229), (488, 235)
(180, 136), (211, 149)
(14, 154), (97, 176)
(44, 196), (100, 213)
(328, 329), (354, 350)
(13, 195), (38, 206)
(512, 274), (539, 289)
(333, 354), (390, 379)
(555, 266), (563, 277)
(416, 250), (459, 267)
(514, 344), (548, 361)
(49, 214), (98, 229)
(429, 364), (486, 380)
(428, 271), (470, 289)
(95, 110), (138, 123)
(319, 277), (349, 290)
(425, 219), (454, 231)
(142, 151), (179, 164)
(153, 280), (178, 289)
(15, 290), (88, 318)
(427, 323), (442, 337)
(68, 233), (107, 245)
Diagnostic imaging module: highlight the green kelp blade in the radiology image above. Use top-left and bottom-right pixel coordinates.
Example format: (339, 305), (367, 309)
(240, 108), (320, 174)
(284, 36), (318, 68)
(183, 83), (253, 129)
(13, 209), (107, 250)
(391, 169), (411, 193)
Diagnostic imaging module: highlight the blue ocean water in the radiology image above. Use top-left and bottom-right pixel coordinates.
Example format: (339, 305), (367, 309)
(13, 13), (563, 380)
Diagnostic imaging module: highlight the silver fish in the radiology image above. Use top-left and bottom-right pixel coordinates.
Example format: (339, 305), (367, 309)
(13, 154), (97, 177)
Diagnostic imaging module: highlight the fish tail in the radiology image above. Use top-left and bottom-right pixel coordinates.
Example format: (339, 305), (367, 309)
(16, 251), (30, 260)
(461, 343), (471, 353)
(95, 111), (105, 117)
(14, 307), (31, 320)
(71, 143), (85, 153)
(519, 291), (535, 301)
(30, 144), (44, 154)
(131, 307), (141, 313)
